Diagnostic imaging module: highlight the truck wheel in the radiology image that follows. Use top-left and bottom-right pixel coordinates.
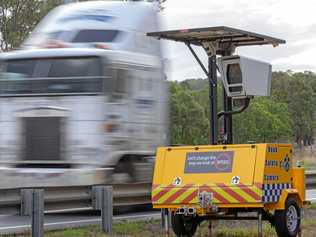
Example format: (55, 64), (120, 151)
(274, 197), (301, 237)
(113, 159), (136, 183)
(171, 213), (198, 237)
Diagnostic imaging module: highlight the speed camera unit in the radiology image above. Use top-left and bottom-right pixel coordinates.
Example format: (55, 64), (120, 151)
(218, 55), (272, 98)
(148, 26), (306, 237)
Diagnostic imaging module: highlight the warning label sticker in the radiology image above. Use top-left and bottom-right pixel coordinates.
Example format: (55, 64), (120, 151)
(184, 151), (234, 173)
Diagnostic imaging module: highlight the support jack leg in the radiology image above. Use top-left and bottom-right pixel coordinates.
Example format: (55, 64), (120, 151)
(162, 209), (170, 236)
(258, 211), (263, 237)
(208, 220), (213, 237)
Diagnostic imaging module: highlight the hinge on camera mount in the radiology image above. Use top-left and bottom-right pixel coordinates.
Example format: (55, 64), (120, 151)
(202, 42), (219, 56)
(202, 41), (236, 56)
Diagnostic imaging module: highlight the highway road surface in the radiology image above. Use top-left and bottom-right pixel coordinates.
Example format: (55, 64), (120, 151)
(0, 190), (315, 235)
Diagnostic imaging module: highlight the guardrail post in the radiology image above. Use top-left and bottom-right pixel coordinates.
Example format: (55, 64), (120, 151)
(31, 189), (44, 237)
(92, 186), (103, 210)
(101, 186), (113, 233)
(21, 189), (33, 216)
(258, 210), (263, 237)
(161, 208), (170, 235)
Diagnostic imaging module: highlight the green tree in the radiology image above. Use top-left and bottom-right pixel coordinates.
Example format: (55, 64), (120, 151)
(272, 71), (316, 147)
(288, 73), (315, 147)
(271, 71), (291, 102)
(170, 76), (295, 145)
(170, 81), (209, 145)
(233, 97), (292, 143)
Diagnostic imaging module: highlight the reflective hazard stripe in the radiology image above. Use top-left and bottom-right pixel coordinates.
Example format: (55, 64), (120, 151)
(152, 184), (174, 202)
(216, 183), (247, 203)
(163, 184), (193, 203)
(237, 183), (262, 200)
(152, 183), (263, 205)
(200, 185), (230, 203)
(181, 189), (198, 204)
(174, 187), (196, 203)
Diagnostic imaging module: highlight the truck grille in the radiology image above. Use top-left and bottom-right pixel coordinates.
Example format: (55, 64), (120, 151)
(23, 117), (62, 161)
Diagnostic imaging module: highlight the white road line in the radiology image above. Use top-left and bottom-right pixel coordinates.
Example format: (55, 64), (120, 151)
(0, 219), (100, 231)
(0, 225), (30, 231)
(0, 213), (160, 231)
(115, 213), (160, 220)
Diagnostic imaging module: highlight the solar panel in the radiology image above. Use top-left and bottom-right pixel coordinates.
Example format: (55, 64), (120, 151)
(147, 26), (285, 47)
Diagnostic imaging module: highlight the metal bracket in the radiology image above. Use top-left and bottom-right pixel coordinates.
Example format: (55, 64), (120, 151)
(186, 43), (209, 78)
(202, 41), (236, 56)
(217, 98), (251, 119)
(186, 43), (216, 85)
(220, 42), (236, 56)
(202, 42), (219, 56)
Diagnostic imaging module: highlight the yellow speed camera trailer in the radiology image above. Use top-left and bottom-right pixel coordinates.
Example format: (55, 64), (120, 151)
(153, 144), (305, 235)
(153, 144), (305, 210)
(147, 27), (307, 237)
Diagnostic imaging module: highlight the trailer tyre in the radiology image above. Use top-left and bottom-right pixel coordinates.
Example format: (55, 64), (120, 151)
(171, 213), (197, 237)
(274, 197), (301, 237)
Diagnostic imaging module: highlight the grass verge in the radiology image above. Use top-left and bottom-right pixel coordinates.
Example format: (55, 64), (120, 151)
(4, 205), (316, 237)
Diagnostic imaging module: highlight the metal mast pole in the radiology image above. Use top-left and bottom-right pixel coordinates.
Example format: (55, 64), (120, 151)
(223, 91), (233, 144)
(209, 55), (218, 145)
(222, 48), (234, 144)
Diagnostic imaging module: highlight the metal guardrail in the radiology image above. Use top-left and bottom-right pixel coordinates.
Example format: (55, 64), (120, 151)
(0, 182), (151, 216)
(306, 171), (316, 189)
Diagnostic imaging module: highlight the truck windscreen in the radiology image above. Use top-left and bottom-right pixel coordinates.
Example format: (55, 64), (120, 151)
(0, 57), (103, 96)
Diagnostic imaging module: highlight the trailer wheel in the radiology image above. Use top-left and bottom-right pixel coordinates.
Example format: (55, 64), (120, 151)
(171, 213), (198, 237)
(274, 197), (301, 237)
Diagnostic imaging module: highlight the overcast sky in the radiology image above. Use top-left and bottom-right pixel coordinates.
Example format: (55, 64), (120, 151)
(160, 0), (316, 81)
